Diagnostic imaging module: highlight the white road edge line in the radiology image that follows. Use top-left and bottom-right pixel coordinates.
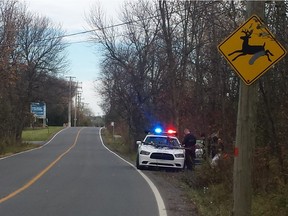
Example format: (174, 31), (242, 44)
(98, 128), (167, 216)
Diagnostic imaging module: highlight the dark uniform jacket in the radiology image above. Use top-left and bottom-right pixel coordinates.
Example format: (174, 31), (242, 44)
(182, 133), (196, 149)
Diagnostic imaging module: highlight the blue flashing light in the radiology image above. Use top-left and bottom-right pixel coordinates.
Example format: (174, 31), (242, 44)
(154, 127), (162, 134)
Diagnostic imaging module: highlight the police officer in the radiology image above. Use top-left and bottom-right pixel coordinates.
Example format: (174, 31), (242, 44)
(182, 128), (196, 170)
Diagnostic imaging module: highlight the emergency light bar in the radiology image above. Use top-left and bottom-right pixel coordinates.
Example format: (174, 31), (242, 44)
(151, 127), (177, 136)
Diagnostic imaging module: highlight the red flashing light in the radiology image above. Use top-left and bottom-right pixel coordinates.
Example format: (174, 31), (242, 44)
(167, 129), (177, 134)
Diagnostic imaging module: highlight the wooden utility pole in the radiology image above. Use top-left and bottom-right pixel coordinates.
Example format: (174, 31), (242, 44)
(233, 2), (265, 216)
(66, 76), (75, 127)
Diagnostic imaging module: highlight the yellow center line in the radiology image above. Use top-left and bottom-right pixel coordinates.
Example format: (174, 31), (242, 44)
(0, 128), (83, 204)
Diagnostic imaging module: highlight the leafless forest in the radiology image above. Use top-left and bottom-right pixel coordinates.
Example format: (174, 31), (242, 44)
(88, 0), (287, 166)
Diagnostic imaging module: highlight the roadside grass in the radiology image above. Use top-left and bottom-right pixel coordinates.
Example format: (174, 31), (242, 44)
(101, 128), (136, 162)
(182, 173), (233, 216)
(0, 126), (63, 158)
(192, 185), (286, 216)
(22, 126), (63, 141)
(252, 189), (288, 216)
(0, 143), (41, 158)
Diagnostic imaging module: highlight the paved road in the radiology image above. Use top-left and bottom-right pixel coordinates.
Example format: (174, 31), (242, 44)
(0, 127), (161, 216)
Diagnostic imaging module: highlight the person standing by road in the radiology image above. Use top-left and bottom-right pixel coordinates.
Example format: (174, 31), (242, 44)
(182, 128), (196, 170)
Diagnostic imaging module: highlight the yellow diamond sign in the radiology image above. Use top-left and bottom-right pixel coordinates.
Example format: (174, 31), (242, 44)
(218, 15), (287, 85)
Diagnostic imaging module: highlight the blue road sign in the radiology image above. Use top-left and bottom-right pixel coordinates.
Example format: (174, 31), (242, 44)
(31, 102), (46, 118)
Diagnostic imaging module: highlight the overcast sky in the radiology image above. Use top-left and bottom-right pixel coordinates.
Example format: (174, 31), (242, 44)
(21, 0), (125, 115)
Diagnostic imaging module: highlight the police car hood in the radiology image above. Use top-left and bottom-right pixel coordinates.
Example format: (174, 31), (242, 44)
(141, 144), (184, 153)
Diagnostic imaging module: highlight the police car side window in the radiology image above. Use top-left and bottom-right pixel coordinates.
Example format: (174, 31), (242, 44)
(170, 139), (176, 146)
(145, 137), (151, 143)
(171, 139), (179, 146)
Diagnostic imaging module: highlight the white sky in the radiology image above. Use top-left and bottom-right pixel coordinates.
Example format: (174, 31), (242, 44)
(21, 0), (125, 116)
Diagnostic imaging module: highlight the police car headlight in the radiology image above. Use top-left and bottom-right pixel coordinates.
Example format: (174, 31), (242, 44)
(140, 150), (150, 155)
(174, 153), (185, 158)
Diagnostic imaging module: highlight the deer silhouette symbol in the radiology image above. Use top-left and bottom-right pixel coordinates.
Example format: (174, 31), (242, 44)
(228, 29), (273, 65)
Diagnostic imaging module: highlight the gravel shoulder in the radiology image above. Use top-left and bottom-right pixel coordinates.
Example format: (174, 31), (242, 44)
(140, 168), (199, 216)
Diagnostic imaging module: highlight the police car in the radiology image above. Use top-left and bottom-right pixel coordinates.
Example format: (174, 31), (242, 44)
(136, 128), (185, 170)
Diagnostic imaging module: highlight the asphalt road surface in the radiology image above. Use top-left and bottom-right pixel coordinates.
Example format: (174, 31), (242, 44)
(0, 127), (164, 216)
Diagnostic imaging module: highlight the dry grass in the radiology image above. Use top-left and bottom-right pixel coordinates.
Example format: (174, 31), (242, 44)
(0, 126), (63, 157)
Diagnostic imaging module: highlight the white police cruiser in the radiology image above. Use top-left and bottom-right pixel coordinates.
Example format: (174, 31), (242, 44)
(136, 128), (185, 170)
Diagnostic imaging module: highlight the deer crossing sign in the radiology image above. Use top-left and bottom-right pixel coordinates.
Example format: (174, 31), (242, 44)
(218, 15), (286, 85)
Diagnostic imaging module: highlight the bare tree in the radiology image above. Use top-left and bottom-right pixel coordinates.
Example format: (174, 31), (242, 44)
(0, 0), (68, 143)
(0, 0), (26, 142)
(88, 0), (166, 147)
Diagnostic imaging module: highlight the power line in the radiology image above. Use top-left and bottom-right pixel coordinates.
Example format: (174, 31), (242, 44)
(0, 19), (138, 47)
(1, 1), (217, 47)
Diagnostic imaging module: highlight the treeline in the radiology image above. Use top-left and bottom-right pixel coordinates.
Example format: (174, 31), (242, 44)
(0, 0), (71, 146)
(88, 0), (288, 181)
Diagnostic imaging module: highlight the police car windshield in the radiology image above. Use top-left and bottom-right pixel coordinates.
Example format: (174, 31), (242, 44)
(145, 136), (180, 147)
